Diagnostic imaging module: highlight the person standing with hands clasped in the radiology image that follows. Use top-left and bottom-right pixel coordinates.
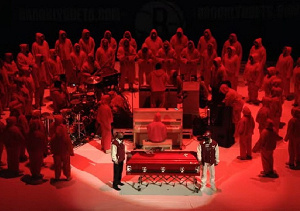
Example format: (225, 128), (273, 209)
(197, 130), (219, 192)
(111, 132), (126, 191)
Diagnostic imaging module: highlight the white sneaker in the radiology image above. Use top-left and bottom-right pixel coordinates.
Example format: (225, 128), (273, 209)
(211, 187), (217, 192)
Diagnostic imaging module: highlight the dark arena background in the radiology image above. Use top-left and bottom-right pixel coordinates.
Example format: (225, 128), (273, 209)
(1, 0), (300, 62)
(0, 1), (300, 211)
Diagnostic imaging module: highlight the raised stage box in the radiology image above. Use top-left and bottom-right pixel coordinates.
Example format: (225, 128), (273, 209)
(139, 85), (178, 108)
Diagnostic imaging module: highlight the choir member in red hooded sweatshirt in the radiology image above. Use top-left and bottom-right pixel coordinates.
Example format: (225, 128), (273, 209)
(256, 96), (272, 134)
(31, 32), (50, 60)
(147, 112), (167, 143)
(180, 40), (201, 81)
(221, 33), (242, 65)
(55, 30), (74, 85)
(148, 62), (168, 108)
(9, 107), (29, 163)
(3, 116), (25, 177)
(144, 29), (163, 58)
(170, 27), (189, 72)
(293, 57), (300, 107)
(197, 29), (217, 57)
(49, 114), (74, 181)
(235, 106), (255, 160)
(156, 40), (177, 77)
(243, 53), (261, 105)
(0, 120), (6, 166)
(96, 95), (113, 154)
(222, 46), (240, 90)
(276, 46), (294, 100)
(248, 38), (266, 89)
(50, 80), (68, 115)
(253, 119), (282, 178)
(117, 38), (137, 92)
(103, 30), (117, 54)
(26, 118), (47, 180)
(79, 29), (95, 56)
(136, 43), (155, 86)
(219, 83), (244, 127)
(201, 42), (217, 91)
(32, 54), (48, 109)
(70, 43), (87, 85)
(284, 107), (300, 169)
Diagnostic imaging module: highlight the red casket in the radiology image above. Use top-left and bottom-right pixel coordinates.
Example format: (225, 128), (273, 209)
(126, 150), (200, 176)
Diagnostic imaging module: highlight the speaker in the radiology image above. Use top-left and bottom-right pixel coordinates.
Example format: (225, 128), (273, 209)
(208, 104), (235, 148)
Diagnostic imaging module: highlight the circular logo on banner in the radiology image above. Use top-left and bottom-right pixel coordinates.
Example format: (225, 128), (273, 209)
(135, 1), (185, 44)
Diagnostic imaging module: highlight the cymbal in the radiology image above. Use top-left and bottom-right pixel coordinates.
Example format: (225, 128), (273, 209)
(70, 99), (81, 105)
(85, 76), (102, 84)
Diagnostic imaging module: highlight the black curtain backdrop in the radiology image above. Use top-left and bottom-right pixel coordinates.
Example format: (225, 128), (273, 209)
(1, 0), (299, 62)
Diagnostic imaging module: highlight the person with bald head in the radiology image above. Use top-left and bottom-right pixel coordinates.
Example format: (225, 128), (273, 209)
(96, 95), (113, 153)
(235, 106), (255, 160)
(276, 46), (294, 100)
(49, 114), (74, 181)
(31, 32), (50, 59)
(147, 112), (167, 143)
(55, 30), (74, 85)
(111, 132), (126, 191)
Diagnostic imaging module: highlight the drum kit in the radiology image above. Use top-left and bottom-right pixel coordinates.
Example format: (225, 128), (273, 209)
(42, 75), (102, 146)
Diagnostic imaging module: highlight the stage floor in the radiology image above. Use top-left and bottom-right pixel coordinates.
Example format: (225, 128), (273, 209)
(0, 73), (300, 211)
